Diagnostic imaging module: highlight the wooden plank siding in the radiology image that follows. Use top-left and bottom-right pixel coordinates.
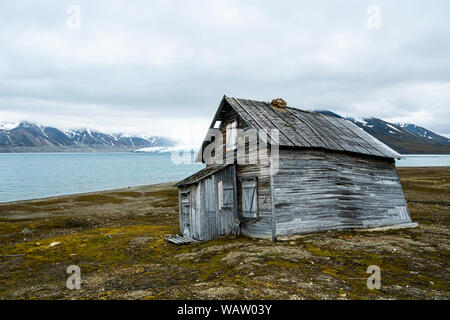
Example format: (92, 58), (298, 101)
(179, 165), (239, 241)
(236, 147), (274, 239)
(272, 149), (411, 236)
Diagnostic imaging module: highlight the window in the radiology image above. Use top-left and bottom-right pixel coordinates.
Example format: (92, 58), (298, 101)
(226, 120), (237, 150)
(241, 178), (257, 218)
(180, 191), (190, 204)
(223, 185), (234, 208)
(218, 180), (234, 210)
(180, 191), (190, 215)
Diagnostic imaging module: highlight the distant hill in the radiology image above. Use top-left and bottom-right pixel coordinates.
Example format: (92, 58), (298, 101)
(315, 111), (450, 154)
(2, 116), (449, 154)
(0, 122), (175, 153)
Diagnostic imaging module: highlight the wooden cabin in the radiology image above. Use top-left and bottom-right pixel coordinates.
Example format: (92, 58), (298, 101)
(176, 96), (414, 241)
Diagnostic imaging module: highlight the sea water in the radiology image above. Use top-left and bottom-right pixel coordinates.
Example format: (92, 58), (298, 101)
(0, 152), (203, 203)
(0, 153), (448, 203)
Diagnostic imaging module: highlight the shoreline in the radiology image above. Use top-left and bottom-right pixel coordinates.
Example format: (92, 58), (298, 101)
(0, 182), (177, 206)
(0, 182), (178, 222)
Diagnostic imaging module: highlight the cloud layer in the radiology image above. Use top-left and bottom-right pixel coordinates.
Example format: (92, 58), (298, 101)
(1, 0), (449, 143)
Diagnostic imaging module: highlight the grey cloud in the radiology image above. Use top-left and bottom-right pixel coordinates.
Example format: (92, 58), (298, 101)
(0, 0), (449, 142)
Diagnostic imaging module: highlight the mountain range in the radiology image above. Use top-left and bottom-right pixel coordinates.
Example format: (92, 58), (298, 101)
(0, 122), (175, 153)
(1, 115), (449, 154)
(315, 111), (450, 154)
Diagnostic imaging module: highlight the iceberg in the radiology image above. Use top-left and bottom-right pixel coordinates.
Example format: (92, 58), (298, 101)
(134, 145), (200, 154)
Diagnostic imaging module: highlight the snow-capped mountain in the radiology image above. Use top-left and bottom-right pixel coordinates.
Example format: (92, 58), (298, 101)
(0, 121), (20, 131)
(397, 123), (450, 145)
(0, 122), (175, 153)
(315, 111), (450, 154)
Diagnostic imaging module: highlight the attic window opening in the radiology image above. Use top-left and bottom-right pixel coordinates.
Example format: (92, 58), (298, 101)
(226, 120), (237, 150)
(213, 121), (221, 129)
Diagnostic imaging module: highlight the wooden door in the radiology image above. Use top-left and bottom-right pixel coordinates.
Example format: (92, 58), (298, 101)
(180, 191), (191, 237)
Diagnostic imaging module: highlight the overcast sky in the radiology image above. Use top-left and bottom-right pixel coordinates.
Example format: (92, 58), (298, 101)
(0, 0), (449, 144)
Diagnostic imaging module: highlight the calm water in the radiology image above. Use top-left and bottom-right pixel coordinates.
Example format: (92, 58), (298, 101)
(395, 154), (450, 167)
(0, 153), (448, 203)
(0, 153), (203, 203)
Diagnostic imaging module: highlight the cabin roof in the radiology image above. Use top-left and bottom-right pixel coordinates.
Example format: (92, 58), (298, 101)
(196, 96), (401, 160)
(176, 164), (229, 187)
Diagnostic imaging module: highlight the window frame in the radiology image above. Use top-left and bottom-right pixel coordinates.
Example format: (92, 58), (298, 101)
(226, 120), (237, 150)
(240, 177), (258, 218)
(218, 180), (234, 210)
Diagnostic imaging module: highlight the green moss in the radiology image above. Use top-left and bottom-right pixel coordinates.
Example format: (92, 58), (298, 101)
(1, 170), (449, 299)
(266, 258), (304, 269)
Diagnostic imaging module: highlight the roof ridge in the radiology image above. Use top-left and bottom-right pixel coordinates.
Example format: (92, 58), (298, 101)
(229, 95), (378, 129)
(229, 96), (314, 114)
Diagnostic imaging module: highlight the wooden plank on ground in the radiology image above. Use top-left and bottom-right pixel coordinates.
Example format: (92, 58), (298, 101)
(165, 235), (199, 245)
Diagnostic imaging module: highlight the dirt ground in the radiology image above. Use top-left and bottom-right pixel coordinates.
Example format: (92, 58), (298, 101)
(0, 167), (448, 300)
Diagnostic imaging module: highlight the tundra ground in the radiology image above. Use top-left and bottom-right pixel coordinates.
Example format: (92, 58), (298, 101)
(0, 167), (448, 299)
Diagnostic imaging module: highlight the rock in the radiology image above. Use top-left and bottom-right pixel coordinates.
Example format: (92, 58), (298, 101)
(197, 286), (240, 299)
(174, 252), (196, 260)
(48, 242), (61, 248)
(130, 237), (154, 246)
(220, 251), (260, 265)
(20, 228), (31, 235)
(193, 282), (208, 287)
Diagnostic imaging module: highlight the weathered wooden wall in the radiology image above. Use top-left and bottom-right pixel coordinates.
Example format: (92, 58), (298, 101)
(196, 104), (276, 239)
(273, 149), (412, 236)
(236, 147), (273, 239)
(179, 165), (238, 241)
